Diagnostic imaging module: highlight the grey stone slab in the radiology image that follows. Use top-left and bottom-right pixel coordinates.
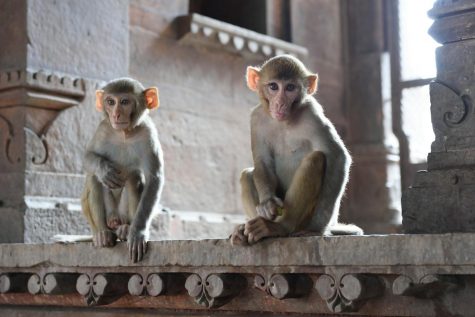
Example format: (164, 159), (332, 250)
(2, 233), (475, 268)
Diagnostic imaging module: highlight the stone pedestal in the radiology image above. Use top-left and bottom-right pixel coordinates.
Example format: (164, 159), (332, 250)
(402, 0), (475, 233)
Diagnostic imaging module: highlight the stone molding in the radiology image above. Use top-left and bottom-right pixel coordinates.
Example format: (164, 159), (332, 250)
(0, 234), (472, 315)
(176, 14), (308, 59)
(0, 69), (86, 166)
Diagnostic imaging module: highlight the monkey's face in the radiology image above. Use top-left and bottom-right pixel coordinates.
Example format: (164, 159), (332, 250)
(262, 79), (301, 121)
(103, 93), (136, 130)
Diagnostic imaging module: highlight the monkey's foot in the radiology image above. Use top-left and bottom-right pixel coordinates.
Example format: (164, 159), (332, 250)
(116, 224), (129, 241)
(229, 224), (249, 246)
(244, 217), (288, 245)
(93, 230), (117, 247)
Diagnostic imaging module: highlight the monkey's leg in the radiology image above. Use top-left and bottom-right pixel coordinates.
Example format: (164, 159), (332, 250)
(232, 168), (288, 245)
(104, 187), (122, 230)
(116, 173), (142, 241)
(83, 175), (117, 247)
(230, 168), (258, 246)
(280, 151), (325, 234)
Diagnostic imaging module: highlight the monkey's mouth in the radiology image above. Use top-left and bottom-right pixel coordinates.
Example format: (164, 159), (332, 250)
(273, 111), (287, 121)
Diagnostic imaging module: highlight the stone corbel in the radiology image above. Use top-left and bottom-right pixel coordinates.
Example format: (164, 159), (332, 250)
(254, 273), (313, 300)
(0, 69), (86, 165)
(185, 273), (246, 308)
(76, 273), (131, 306)
(128, 272), (186, 296)
(176, 14), (308, 59)
(27, 272), (79, 295)
(392, 274), (463, 299)
(315, 273), (384, 313)
(0, 273), (31, 294)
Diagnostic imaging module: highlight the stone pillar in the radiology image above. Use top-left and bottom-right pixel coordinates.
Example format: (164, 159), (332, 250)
(344, 0), (402, 233)
(402, 1), (475, 233)
(0, 0), (129, 242)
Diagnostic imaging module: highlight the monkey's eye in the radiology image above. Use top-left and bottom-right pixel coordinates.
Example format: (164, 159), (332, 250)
(286, 84), (296, 91)
(120, 98), (130, 105)
(106, 99), (115, 106)
(268, 83), (278, 91)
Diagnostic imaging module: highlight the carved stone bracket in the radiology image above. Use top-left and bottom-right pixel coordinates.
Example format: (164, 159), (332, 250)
(0, 273), (31, 294)
(315, 274), (384, 313)
(392, 274), (463, 299)
(176, 14), (308, 59)
(185, 273), (246, 308)
(254, 273), (312, 300)
(128, 273), (186, 296)
(0, 69), (86, 165)
(76, 273), (131, 306)
(27, 272), (79, 295)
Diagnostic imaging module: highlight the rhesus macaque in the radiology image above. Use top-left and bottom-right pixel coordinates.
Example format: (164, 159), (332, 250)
(231, 55), (362, 245)
(81, 77), (164, 262)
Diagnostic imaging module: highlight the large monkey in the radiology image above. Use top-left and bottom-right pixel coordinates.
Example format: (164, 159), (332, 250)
(231, 55), (362, 245)
(82, 78), (164, 262)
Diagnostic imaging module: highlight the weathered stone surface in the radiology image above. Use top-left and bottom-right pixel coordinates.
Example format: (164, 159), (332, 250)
(26, 0), (129, 80)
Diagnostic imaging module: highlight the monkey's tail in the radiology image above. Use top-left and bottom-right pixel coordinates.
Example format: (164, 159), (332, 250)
(328, 223), (363, 236)
(51, 234), (93, 243)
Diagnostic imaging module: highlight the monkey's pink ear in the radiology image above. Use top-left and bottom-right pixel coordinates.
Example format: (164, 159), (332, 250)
(144, 87), (159, 110)
(307, 75), (318, 95)
(95, 90), (104, 112)
(246, 66), (261, 92)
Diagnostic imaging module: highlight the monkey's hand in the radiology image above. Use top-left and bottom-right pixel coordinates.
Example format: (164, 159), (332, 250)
(256, 197), (284, 221)
(93, 229), (117, 248)
(127, 229), (148, 263)
(97, 160), (126, 189)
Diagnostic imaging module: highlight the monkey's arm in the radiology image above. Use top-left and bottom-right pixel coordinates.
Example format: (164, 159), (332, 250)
(250, 113), (278, 203)
(127, 146), (164, 262)
(307, 120), (351, 234)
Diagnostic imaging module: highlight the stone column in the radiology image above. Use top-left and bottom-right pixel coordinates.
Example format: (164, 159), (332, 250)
(344, 0), (402, 233)
(402, 0), (475, 233)
(0, 0), (129, 242)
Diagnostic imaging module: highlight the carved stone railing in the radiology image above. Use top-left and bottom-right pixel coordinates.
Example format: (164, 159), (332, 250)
(176, 13), (308, 59)
(0, 234), (473, 316)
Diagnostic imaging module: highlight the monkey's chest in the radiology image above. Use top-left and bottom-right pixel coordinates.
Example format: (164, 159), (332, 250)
(273, 137), (314, 190)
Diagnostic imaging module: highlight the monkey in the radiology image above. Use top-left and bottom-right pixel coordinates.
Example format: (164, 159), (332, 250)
(81, 77), (164, 262)
(230, 55), (362, 246)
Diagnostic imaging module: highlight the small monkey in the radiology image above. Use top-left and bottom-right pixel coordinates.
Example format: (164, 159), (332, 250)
(81, 77), (164, 262)
(231, 55), (362, 245)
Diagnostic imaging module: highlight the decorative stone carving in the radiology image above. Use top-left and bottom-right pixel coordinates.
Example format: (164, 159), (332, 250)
(254, 273), (312, 299)
(392, 274), (463, 299)
(128, 273), (185, 296)
(185, 273), (246, 308)
(402, 0), (475, 233)
(0, 273), (31, 293)
(315, 274), (383, 313)
(0, 69), (85, 165)
(176, 14), (308, 59)
(27, 273), (79, 295)
(76, 273), (130, 306)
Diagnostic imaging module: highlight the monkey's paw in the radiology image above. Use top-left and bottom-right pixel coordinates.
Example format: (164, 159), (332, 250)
(229, 224), (249, 246)
(93, 230), (117, 248)
(116, 224), (129, 241)
(244, 217), (287, 245)
(127, 231), (148, 263)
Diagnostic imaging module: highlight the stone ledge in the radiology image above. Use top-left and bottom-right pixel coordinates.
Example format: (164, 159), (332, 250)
(0, 234), (474, 315)
(176, 14), (308, 59)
